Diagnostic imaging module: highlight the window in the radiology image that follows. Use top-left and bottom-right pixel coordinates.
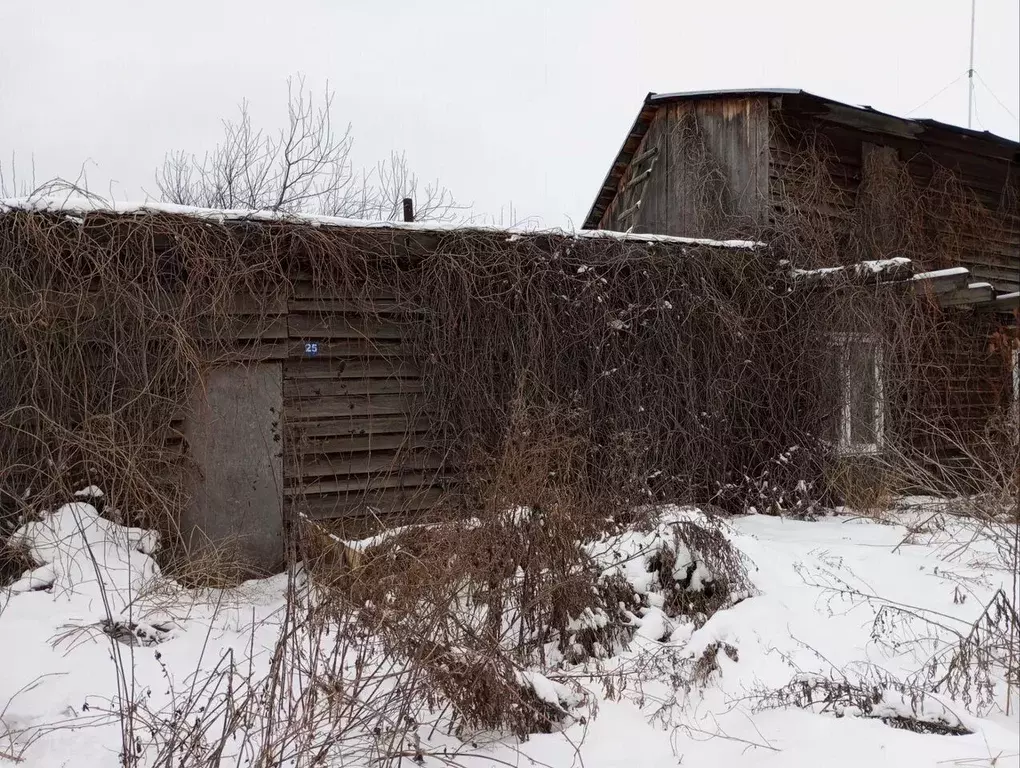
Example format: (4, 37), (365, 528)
(828, 334), (884, 455)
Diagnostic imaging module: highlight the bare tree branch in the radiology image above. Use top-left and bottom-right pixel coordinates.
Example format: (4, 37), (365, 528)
(156, 76), (462, 222)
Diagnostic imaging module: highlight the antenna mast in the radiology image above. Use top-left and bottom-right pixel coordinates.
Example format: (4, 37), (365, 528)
(967, 0), (976, 128)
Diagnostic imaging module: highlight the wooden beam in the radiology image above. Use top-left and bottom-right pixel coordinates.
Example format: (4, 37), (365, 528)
(912, 267), (970, 295)
(790, 257), (914, 287)
(975, 291), (1020, 312)
(294, 432), (432, 456)
(290, 449), (448, 480)
(287, 414), (431, 439)
(283, 471), (454, 496)
(631, 145), (660, 166)
(285, 377), (422, 398)
(619, 199), (642, 221)
(285, 393), (419, 420)
(622, 164), (655, 191)
(939, 282), (996, 307)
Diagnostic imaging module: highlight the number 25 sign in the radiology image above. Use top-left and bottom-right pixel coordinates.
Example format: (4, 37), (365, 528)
(304, 342), (320, 357)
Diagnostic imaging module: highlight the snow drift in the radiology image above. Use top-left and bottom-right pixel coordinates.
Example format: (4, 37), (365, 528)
(1, 493), (1017, 767)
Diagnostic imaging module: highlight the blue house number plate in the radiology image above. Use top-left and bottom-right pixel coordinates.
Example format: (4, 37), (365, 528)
(304, 342), (320, 357)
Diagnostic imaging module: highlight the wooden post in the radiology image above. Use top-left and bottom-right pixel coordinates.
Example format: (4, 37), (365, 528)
(402, 198), (414, 222)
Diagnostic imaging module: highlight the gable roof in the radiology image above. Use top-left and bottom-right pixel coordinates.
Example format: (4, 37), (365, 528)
(582, 88), (1020, 231)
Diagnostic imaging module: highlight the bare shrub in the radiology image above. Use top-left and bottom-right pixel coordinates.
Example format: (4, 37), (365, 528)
(303, 405), (610, 735)
(295, 518), (365, 588)
(872, 411), (1019, 713)
(0, 538), (35, 589)
(104, 592), (428, 766)
(869, 588), (1019, 718)
(823, 455), (897, 515)
(752, 665), (972, 736)
(715, 444), (829, 517)
(647, 519), (752, 621)
(795, 493), (1018, 721)
(393, 226), (852, 517)
(158, 538), (272, 590)
(280, 403), (754, 742)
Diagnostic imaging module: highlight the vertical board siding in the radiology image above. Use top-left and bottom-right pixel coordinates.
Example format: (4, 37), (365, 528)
(602, 97), (770, 239)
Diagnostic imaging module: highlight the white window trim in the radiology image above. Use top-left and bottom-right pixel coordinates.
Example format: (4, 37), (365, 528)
(829, 332), (885, 456)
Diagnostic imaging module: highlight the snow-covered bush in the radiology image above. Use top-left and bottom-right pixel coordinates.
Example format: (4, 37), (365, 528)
(752, 666), (972, 736)
(714, 445), (826, 517)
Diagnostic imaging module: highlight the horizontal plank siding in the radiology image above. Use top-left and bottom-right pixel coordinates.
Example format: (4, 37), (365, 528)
(287, 487), (449, 524)
(281, 294), (455, 526)
(283, 470), (454, 497)
(283, 359), (420, 379)
(891, 313), (1014, 476)
(288, 314), (404, 340)
(296, 432), (432, 455)
(290, 449), (448, 481)
(286, 378), (423, 398)
(285, 393), (420, 420)
(287, 414), (431, 439)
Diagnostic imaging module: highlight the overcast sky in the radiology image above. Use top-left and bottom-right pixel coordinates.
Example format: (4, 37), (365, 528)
(2, 0), (1017, 228)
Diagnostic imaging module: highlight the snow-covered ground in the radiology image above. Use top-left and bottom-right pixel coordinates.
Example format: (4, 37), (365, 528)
(2, 497), (1017, 767)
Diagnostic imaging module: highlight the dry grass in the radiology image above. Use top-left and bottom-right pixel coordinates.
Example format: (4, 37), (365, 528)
(0, 539), (35, 589)
(823, 457), (898, 516)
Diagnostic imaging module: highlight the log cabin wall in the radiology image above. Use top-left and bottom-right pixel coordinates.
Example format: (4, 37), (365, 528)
(888, 310), (1017, 487)
(769, 93), (1019, 292)
(767, 94), (1018, 474)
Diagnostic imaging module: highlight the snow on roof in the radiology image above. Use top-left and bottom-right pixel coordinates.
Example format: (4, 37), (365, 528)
(0, 196), (764, 251)
(789, 257), (914, 281)
(912, 266), (969, 281)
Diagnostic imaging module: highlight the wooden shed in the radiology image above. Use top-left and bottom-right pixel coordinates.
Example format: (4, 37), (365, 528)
(0, 201), (773, 570)
(583, 89), (1019, 480)
(584, 88), (1019, 297)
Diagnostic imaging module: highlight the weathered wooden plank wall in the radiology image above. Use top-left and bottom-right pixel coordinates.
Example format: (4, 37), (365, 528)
(593, 92), (1017, 480)
(600, 97), (771, 238)
(768, 97), (1019, 472)
(891, 312), (1016, 485)
(770, 95), (1020, 293)
(280, 289), (454, 534)
(178, 260), (455, 535)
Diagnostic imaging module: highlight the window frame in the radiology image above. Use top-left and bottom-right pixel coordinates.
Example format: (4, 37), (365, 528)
(828, 332), (885, 456)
